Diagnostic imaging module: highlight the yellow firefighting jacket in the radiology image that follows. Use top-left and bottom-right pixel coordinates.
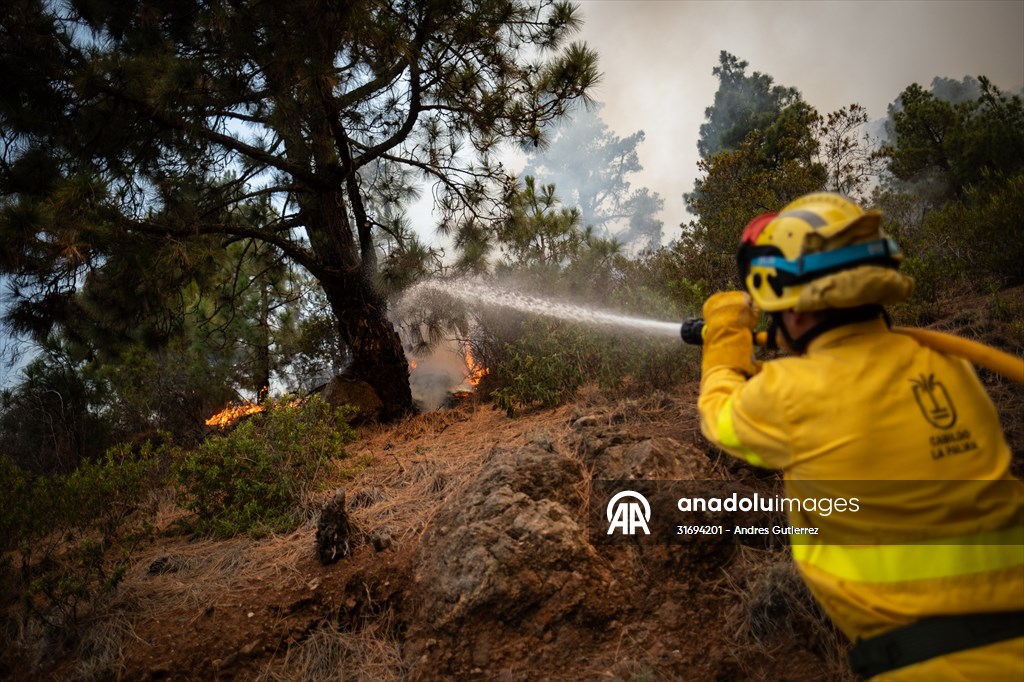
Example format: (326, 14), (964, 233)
(698, 317), (1024, 645)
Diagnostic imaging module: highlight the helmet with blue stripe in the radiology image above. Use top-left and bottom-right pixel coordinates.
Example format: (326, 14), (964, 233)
(737, 193), (914, 312)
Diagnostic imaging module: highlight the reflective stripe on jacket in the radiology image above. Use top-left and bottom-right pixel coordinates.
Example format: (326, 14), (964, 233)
(698, 317), (1024, 640)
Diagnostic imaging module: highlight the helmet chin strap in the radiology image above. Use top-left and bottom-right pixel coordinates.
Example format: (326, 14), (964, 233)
(774, 305), (888, 355)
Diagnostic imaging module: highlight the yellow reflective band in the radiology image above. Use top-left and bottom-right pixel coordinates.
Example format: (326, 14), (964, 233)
(792, 526), (1024, 583)
(717, 395), (765, 467)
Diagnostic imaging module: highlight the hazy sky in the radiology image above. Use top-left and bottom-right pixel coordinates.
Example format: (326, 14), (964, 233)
(562, 0), (1024, 236)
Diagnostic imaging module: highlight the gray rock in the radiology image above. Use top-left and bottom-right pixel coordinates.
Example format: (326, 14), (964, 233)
(414, 445), (614, 630)
(592, 437), (718, 480)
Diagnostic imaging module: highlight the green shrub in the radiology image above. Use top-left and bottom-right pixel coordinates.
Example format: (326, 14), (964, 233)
(1, 443), (156, 645)
(491, 338), (589, 415)
(489, 318), (698, 416)
(884, 171), (1024, 326)
(0, 454), (31, 553)
(173, 396), (359, 538)
(1, 445), (153, 555)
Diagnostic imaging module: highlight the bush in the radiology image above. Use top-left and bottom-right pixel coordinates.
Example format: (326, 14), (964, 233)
(0, 443), (156, 648)
(487, 318), (698, 416)
(0, 454), (31, 554)
(173, 396), (360, 538)
(883, 171), (1024, 326)
(1, 444), (153, 555)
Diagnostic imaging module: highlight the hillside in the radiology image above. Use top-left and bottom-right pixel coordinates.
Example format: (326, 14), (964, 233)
(3, 287), (1023, 682)
(3, 381), (858, 682)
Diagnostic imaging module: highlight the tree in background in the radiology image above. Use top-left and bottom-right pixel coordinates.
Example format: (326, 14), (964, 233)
(682, 53), (826, 292)
(815, 103), (877, 202)
(448, 176), (620, 287)
(873, 79), (1024, 306)
(498, 176), (588, 269)
(880, 78), (1024, 204)
(870, 75), (1012, 231)
(521, 103), (664, 248)
(0, 339), (109, 475)
(0, 0), (598, 420)
(696, 51), (803, 160)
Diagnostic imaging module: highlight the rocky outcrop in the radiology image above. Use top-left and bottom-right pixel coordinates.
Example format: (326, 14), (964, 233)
(412, 442), (617, 632)
(590, 436), (719, 481)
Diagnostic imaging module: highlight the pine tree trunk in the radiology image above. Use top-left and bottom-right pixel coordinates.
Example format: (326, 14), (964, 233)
(302, 188), (414, 422)
(323, 277), (413, 421)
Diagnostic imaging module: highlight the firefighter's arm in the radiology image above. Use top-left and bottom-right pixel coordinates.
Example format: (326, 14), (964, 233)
(697, 292), (791, 469)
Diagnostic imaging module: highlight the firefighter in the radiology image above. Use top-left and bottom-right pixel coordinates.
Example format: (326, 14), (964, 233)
(697, 192), (1024, 680)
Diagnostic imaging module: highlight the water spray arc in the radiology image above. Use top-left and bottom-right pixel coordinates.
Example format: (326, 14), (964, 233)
(415, 279), (684, 338)
(409, 279), (1023, 385)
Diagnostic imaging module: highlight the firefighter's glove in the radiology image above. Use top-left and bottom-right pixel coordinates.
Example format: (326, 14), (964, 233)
(701, 291), (759, 377)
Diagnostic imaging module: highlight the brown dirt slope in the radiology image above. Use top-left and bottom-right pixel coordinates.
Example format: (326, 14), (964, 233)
(2, 384), (855, 682)
(4, 286), (1022, 681)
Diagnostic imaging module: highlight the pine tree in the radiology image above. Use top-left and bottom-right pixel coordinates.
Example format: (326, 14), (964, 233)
(0, 0), (598, 419)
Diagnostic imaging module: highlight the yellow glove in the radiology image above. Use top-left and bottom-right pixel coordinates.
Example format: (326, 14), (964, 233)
(701, 291), (759, 377)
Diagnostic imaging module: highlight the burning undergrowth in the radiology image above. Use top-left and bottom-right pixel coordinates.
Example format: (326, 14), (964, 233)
(205, 389), (303, 430)
(205, 399), (267, 429)
(404, 339), (487, 411)
(391, 281), (492, 411)
(393, 277), (697, 416)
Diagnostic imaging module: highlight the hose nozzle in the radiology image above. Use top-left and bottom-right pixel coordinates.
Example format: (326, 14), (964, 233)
(680, 318), (707, 345)
(681, 317), (769, 347)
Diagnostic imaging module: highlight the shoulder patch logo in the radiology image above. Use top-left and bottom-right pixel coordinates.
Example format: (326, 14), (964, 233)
(910, 373), (957, 429)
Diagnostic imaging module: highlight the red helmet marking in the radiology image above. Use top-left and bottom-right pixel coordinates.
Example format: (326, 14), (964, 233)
(741, 212), (778, 246)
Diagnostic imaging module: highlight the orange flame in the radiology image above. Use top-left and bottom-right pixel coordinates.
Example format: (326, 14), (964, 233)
(205, 401), (265, 428)
(205, 387), (268, 428)
(204, 388), (305, 428)
(465, 347), (488, 387)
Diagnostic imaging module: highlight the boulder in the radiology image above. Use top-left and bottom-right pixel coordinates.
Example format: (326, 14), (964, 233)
(596, 437), (719, 481)
(413, 444), (617, 630)
(321, 376), (383, 423)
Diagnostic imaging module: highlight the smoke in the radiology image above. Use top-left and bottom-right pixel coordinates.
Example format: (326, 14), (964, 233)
(929, 76), (985, 105)
(407, 340), (474, 411)
(390, 283), (476, 411)
(521, 102), (665, 250)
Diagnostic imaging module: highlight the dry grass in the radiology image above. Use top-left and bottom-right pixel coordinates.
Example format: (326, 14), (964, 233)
(255, 615), (407, 682)
(124, 406), (509, 610)
(337, 399), (580, 545)
(720, 546), (855, 682)
(124, 530), (315, 620)
(67, 606), (138, 681)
